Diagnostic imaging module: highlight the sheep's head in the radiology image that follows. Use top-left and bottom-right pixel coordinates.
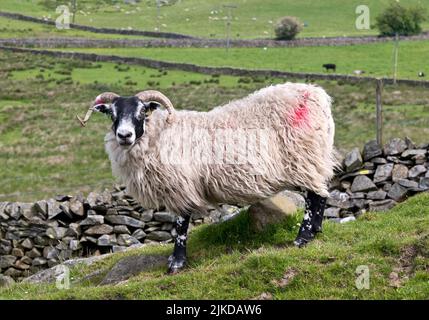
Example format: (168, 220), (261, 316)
(76, 90), (175, 147)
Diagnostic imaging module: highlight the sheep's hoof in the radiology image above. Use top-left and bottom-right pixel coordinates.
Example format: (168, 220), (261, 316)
(167, 255), (186, 274)
(313, 226), (323, 233)
(293, 231), (315, 248)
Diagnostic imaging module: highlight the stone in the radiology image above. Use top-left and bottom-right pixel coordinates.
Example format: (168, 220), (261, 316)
(69, 240), (81, 251)
(65, 223), (81, 237)
(324, 207), (340, 218)
(105, 215), (145, 228)
(84, 224), (114, 236)
(146, 231), (172, 242)
(401, 149), (426, 158)
(153, 211), (176, 223)
(392, 164), (409, 182)
(144, 226), (160, 233)
(23, 254), (110, 284)
(387, 183), (408, 202)
(117, 234), (141, 246)
(0, 239), (12, 255)
(397, 179), (419, 189)
(69, 199), (84, 216)
(363, 162), (375, 170)
(32, 257), (48, 266)
(340, 216), (356, 224)
(11, 248), (24, 257)
(4, 268), (22, 278)
(351, 175), (377, 193)
(141, 209), (154, 222)
(350, 192), (366, 199)
(370, 157), (387, 165)
(43, 247), (59, 260)
(21, 238), (34, 250)
(20, 256), (32, 265)
(0, 255), (17, 269)
(279, 190), (305, 208)
(46, 199), (63, 219)
(46, 227), (67, 240)
(373, 163), (394, 183)
(369, 199), (397, 212)
(383, 138), (407, 156)
(33, 200), (48, 216)
(248, 193), (297, 232)
(97, 234), (116, 246)
(327, 190), (352, 209)
(112, 246), (127, 253)
(113, 225), (131, 234)
(106, 208), (118, 215)
(100, 255), (168, 285)
(26, 248), (42, 258)
(161, 223), (174, 231)
(366, 190), (387, 200)
(79, 215), (104, 226)
(418, 177), (429, 190)
(344, 148), (363, 172)
(408, 165), (426, 178)
(413, 154), (426, 165)
(0, 275), (15, 288)
(363, 140), (382, 161)
(132, 229), (147, 240)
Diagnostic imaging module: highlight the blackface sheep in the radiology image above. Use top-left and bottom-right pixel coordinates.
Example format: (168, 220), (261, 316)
(77, 83), (337, 274)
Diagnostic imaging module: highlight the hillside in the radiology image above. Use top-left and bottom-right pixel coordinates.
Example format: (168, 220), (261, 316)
(1, 0), (429, 38)
(1, 192), (428, 299)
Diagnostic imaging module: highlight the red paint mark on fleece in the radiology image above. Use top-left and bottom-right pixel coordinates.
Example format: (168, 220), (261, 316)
(292, 91), (310, 127)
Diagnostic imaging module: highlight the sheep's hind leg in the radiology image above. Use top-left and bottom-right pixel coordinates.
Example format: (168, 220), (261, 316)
(167, 214), (190, 274)
(294, 191), (326, 248)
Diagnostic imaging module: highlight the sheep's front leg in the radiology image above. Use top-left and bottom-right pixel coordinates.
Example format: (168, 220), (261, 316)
(167, 214), (190, 274)
(294, 191), (326, 248)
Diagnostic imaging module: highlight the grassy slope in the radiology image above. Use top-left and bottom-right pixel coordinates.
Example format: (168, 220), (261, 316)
(61, 40), (429, 80)
(1, 50), (429, 201)
(1, 0), (428, 38)
(1, 193), (428, 300)
(0, 16), (149, 39)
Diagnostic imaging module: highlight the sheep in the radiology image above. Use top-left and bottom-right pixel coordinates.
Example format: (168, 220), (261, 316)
(77, 83), (337, 274)
(418, 72), (425, 77)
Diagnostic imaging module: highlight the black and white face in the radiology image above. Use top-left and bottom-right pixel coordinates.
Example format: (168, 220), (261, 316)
(94, 96), (159, 147)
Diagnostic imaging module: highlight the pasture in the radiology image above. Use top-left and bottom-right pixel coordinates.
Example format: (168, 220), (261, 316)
(0, 0), (428, 38)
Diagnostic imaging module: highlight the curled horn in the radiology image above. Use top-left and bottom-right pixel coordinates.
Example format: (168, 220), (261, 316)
(135, 90), (175, 124)
(76, 92), (119, 127)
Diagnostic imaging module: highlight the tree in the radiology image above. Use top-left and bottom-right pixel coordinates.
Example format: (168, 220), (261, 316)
(274, 16), (303, 40)
(375, 2), (427, 36)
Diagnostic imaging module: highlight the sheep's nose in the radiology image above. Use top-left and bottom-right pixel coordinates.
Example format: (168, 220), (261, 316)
(117, 131), (132, 139)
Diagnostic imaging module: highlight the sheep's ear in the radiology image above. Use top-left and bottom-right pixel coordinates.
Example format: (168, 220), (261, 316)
(93, 103), (112, 115)
(144, 102), (160, 116)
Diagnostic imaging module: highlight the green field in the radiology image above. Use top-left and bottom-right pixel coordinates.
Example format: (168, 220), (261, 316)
(1, 192), (428, 299)
(0, 16), (149, 39)
(1, 0), (429, 38)
(57, 39), (429, 80)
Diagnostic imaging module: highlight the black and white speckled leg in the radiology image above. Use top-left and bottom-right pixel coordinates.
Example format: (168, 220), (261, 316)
(167, 214), (190, 274)
(294, 191), (326, 248)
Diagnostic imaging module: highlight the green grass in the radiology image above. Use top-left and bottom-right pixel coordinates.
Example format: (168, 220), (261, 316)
(0, 16), (149, 39)
(1, 50), (429, 201)
(59, 39), (429, 80)
(1, 0), (428, 38)
(1, 192), (429, 299)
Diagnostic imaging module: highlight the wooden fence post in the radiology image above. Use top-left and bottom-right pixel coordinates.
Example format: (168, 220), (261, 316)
(376, 79), (383, 145)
